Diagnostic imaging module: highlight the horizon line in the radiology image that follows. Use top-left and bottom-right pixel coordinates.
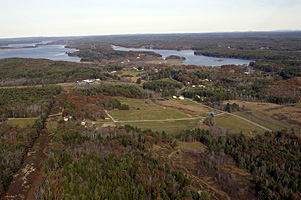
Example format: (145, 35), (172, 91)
(1, 29), (301, 40)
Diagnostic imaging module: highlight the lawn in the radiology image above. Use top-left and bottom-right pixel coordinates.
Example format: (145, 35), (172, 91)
(109, 98), (191, 121)
(7, 118), (37, 128)
(214, 114), (266, 135)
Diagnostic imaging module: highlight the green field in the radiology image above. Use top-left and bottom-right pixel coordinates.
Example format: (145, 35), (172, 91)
(119, 70), (142, 77)
(97, 119), (200, 134)
(109, 98), (191, 121)
(177, 99), (212, 111)
(234, 111), (288, 131)
(214, 114), (266, 135)
(7, 118), (37, 128)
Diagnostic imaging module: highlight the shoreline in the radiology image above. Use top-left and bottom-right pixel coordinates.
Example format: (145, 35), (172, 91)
(0, 48), (23, 52)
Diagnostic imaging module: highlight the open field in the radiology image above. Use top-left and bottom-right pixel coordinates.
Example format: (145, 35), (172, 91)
(7, 118), (37, 128)
(109, 98), (191, 121)
(115, 118), (201, 134)
(119, 70), (142, 77)
(214, 114), (266, 135)
(222, 100), (301, 129)
(234, 111), (288, 131)
(155, 99), (212, 116)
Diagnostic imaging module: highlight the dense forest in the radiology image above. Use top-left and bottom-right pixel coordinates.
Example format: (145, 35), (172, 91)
(0, 58), (106, 86)
(174, 129), (301, 199)
(63, 91), (120, 121)
(35, 123), (207, 200)
(143, 80), (182, 97)
(74, 84), (151, 99)
(0, 86), (61, 196)
(0, 86), (61, 119)
(65, 32), (301, 51)
(0, 121), (43, 194)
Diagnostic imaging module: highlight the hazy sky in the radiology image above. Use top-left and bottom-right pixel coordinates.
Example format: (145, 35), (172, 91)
(1, 0), (300, 38)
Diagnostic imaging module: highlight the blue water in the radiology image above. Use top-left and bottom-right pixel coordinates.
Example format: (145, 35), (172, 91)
(113, 46), (253, 66)
(0, 42), (80, 62)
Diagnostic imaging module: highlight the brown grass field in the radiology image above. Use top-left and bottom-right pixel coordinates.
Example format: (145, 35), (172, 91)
(222, 100), (301, 130)
(154, 99), (211, 116)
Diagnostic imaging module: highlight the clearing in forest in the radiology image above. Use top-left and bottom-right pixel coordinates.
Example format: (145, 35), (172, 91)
(213, 114), (266, 135)
(7, 118), (38, 128)
(116, 118), (201, 134)
(109, 97), (191, 121)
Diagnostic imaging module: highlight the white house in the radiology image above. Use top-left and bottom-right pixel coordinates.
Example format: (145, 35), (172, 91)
(83, 79), (94, 84)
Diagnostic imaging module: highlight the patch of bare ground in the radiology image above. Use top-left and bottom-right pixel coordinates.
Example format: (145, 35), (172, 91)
(223, 100), (301, 128)
(153, 142), (256, 200)
(3, 88), (68, 200)
(154, 99), (207, 116)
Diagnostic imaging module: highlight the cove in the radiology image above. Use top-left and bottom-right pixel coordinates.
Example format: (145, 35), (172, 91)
(113, 46), (253, 66)
(0, 42), (80, 62)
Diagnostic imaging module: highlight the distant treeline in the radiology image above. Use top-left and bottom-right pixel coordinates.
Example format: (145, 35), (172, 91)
(0, 58), (107, 86)
(143, 80), (182, 97)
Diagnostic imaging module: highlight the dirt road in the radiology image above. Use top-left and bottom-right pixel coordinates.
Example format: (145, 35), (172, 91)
(4, 88), (68, 200)
(186, 99), (272, 132)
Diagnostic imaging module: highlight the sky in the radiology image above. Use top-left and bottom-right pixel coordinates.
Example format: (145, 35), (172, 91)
(1, 0), (301, 38)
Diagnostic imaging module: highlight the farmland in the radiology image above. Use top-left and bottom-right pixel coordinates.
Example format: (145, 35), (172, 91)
(108, 97), (192, 121)
(222, 100), (301, 130)
(213, 114), (266, 135)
